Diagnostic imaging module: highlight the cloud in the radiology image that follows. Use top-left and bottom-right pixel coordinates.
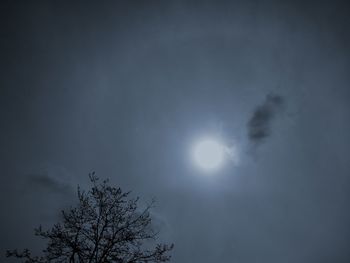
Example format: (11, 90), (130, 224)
(28, 174), (71, 194)
(20, 167), (76, 221)
(247, 93), (285, 146)
(26, 167), (74, 196)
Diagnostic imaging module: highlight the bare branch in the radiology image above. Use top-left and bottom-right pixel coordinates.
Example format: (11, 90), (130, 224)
(7, 174), (173, 263)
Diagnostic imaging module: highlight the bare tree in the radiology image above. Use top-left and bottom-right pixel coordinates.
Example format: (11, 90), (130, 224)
(7, 173), (173, 263)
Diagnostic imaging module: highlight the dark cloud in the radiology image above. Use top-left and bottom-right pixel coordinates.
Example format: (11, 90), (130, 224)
(27, 173), (73, 195)
(247, 93), (285, 146)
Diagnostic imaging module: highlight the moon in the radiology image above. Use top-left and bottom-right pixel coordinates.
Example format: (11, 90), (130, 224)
(192, 138), (226, 172)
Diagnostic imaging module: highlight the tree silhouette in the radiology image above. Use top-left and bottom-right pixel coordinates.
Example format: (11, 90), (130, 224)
(7, 173), (173, 263)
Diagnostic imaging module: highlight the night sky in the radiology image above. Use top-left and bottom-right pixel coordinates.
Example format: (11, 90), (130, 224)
(1, 1), (350, 262)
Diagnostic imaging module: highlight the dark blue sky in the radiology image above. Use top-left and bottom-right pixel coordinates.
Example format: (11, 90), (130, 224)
(1, 1), (350, 262)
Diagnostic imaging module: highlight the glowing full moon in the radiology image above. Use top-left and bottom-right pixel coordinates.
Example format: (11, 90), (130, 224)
(192, 138), (225, 172)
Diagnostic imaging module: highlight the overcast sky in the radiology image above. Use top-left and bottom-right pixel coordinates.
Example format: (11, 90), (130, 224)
(1, 1), (350, 262)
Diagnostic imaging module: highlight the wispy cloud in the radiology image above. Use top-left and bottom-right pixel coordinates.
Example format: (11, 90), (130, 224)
(27, 173), (73, 195)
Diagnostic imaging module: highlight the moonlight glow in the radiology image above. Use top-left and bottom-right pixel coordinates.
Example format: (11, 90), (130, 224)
(192, 138), (225, 172)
